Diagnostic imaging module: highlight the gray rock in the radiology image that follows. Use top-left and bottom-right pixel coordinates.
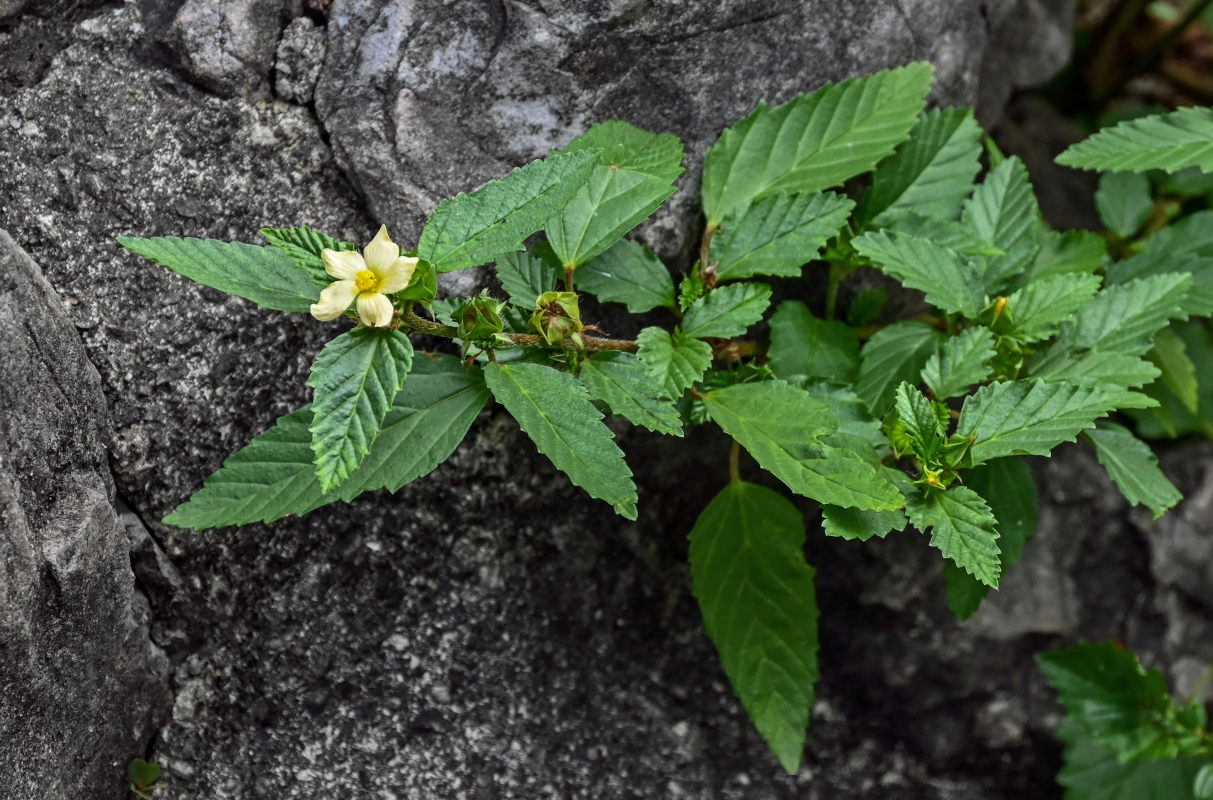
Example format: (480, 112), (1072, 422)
(274, 15), (326, 104)
(977, 0), (1078, 124)
(165, 0), (293, 97)
(1145, 446), (1213, 609)
(0, 231), (171, 800)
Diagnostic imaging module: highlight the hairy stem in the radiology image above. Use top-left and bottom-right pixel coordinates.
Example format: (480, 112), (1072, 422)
(398, 308), (638, 353)
(729, 438), (741, 483)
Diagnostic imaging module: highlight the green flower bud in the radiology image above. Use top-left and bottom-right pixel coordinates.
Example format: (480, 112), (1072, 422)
(530, 291), (584, 347)
(456, 290), (507, 355)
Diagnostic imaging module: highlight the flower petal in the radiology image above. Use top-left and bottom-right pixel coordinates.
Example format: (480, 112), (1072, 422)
(363, 224), (400, 271)
(322, 249), (364, 279)
(356, 292), (395, 328)
(311, 280), (359, 320)
(378, 256), (419, 294)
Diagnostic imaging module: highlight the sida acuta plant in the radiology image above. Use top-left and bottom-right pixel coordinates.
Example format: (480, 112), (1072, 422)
(120, 62), (1209, 781)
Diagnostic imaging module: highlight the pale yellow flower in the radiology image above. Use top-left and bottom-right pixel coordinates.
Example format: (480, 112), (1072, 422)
(310, 225), (418, 327)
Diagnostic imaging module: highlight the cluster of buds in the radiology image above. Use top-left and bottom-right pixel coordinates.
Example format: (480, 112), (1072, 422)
(530, 291), (585, 348)
(457, 291), (509, 357)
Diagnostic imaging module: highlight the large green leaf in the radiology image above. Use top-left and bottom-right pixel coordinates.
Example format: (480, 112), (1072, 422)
(921, 327), (995, 400)
(636, 326), (714, 398)
(943, 457), (1038, 620)
(1056, 106), (1213, 173)
(1003, 274), (1104, 344)
(957, 380), (1117, 464)
(689, 481), (819, 773)
(163, 354), (490, 529)
(709, 191), (854, 280)
(703, 382), (903, 510)
(579, 351), (683, 436)
(484, 361), (638, 519)
(546, 121), (684, 269)
(680, 282), (772, 339)
(1038, 642), (1175, 762)
(576, 238), (677, 312)
(1106, 249), (1213, 318)
(1056, 718), (1205, 800)
(701, 63), (933, 224)
(1084, 422), (1181, 519)
(856, 106), (982, 226)
(767, 300), (860, 385)
(1095, 172), (1154, 238)
(1067, 274), (1192, 355)
(961, 157), (1041, 293)
(261, 225), (358, 283)
(495, 250), (559, 308)
(906, 484), (1001, 587)
(417, 151), (597, 272)
(851, 230), (985, 317)
(855, 321), (945, 415)
(1023, 229), (1107, 285)
(307, 328), (415, 492)
(117, 236), (324, 313)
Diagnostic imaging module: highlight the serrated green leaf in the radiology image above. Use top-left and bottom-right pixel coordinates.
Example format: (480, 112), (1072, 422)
(855, 320), (946, 415)
(1129, 320), (1213, 439)
(1030, 350), (1161, 391)
(1139, 209), (1213, 258)
(495, 251), (559, 308)
(681, 282), (772, 339)
(1150, 326), (1200, 414)
(1084, 422), (1181, 518)
(261, 225), (358, 283)
(1023, 229), (1107, 285)
(1107, 249), (1213, 317)
(767, 300), (860, 385)
(307, 328), (414, 491)
(851, 230), (985, 317)
(636, 326), (713, 399)
(1057, 106), (1213, 173)
(1038, 642), (1174, 761)
(943, 456), (1037, 620)
(880, 213), (1005, 256)
(1003, 274), (1103, 343)
(800, 381), (888, 454)
(576, 238), (677, 312)
(1068, 274), (1191, 355)
(921, 327), (995, 399)
(702, 63), (933, 224)
(117, 236), (323, 313)
(1096, 172), (1154, 238)
(163, 354), (490, 529)
(579, 351), (683, 436)
(709, 191), (854, 280)
(1056, 718), (1205, 800)
(894, 382), (946, 464)
(546, 122), (684, 269)
(957, 380), (1117, 464)
(820, 504), (907, 541)
(484, 361), (637, 519)
(418, 151), (597, 272)
(689, 481), (819, 773)
(704, 381), (903, 510)
(857, 107), (982, 226)
(906, 484), (1001, 586)
(962, 157), (1041, 293)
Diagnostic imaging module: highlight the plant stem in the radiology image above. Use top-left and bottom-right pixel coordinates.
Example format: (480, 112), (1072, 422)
(825, 262), (844, 321)
(1088, 0), (1152, 106)
(398, 308), (638, 353)
(729, 439), (741, 483)
(1185, 659), (1213, 706)
(564, 264), (575, 292)
(699, 223), (718, 282)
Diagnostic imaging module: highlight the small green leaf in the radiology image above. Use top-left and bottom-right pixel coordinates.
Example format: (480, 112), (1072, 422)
(1056, 718), (1206, 800)
(261, 225), (358, 283)
(579, 351), (684, 436)
(307, 328), (415, 492)
(1150, 326), (1200, 414)
(496, 250), (559, 308)
(921, 327), (995, 400)
(906, 484), (1001, 587)
(767, 300), (860, 385)
(1096, 172), (1154, 238)
(681, 282), (772, 339)
(418, 150), (597, 272)
(846, 287), (886, 326)
(484, 361), (638, 519)
(1003, 274), (1104, 343)
(1107, 249), (1213, 317)
(1037, 641), (1174, 762)
(635, 326), (714, 399)
(127, 759), (162, 788)
(117, 236), (323, 313)
(851, 230), (985, 317)
(1084, 422), (1181, 519)
(709, 191), (854, 280)
(894, 382), (946, 464)
(576, 238), (677, 312)
(704, 382), (904, 510)
(702, 63), (933, 224)
(880, 213), (1005, 256)
(1056, 106), (1213, 173)
(163, 355), (490, 529)
(962, 157), (1041, 293)
(1023, 229), (1107, 285)
(855, 321), (945, 415)
(943, 456), (1037, 620)
(957, 380), (1117, 464)
(1196, 764), (1213, 800)
(1129, 320), (1213, 440)
(1068, 273), (1192, 355)
(820, 504), (907, 541)
(689, 481), (819, 773)
(856, 106), (983, 226)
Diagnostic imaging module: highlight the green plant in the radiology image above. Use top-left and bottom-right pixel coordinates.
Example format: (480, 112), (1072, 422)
(119, 63), (1208, 777)
(127, 759), (165, 799)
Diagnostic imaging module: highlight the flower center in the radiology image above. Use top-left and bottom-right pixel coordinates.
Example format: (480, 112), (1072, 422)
(354, 269), (381, 293)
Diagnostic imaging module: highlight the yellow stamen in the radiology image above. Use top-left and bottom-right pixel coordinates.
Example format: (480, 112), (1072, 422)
(354, 269), (380, 293)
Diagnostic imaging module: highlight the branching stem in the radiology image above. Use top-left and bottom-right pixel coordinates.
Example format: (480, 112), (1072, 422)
(398, 308), (638, 353)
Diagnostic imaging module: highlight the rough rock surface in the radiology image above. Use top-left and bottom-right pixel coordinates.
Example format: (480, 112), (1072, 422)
(164, 0), (294, 97)
(7, 2), (1202, 800)
(0, 232), (171, 799)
